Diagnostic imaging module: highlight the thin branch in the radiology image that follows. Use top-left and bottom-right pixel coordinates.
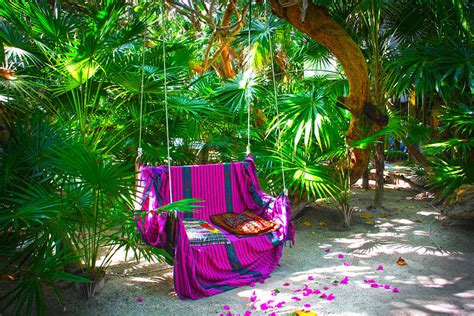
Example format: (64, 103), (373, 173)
(166, 0), (215, 26)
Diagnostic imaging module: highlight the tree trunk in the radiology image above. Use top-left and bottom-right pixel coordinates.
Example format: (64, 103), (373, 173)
(269, 2), (374, 183)
(372, 139), (385, 208)
(362, 165), (369, 190)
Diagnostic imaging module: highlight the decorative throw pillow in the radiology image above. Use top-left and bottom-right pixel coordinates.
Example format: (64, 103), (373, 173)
(182, 219), (230, 246)
(210, 211), (279, 237)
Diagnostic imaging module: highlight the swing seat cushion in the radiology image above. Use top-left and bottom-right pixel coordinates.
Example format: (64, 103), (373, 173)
(183, 219), (230, 246)
(211, 211), (279, 237)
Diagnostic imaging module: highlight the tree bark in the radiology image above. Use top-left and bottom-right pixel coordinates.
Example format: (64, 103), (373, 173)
(362, 165), (369, 190)
(371, 138), (385, 208)
(268, 1), (373, 183)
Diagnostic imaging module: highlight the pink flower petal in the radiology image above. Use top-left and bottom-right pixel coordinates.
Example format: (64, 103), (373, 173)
(136, 297), (144, 302)
(325, 248), (331, 252)
(244, 312), (252, 316)
(384, 285), (391, 290)
(259, 279), (265, 284)
(320, 293), (327, 299)
(283, 282), (290, 286)
(223, 305), (230, 310)
(393, 287), (399, 293)
(332, 283), (338, 287)
(370, 284), (379, 288)
(270, 313), (277, 316)
(291, 296), (301, 301)
(377, 265), (384, 270)
(327, 293), (335, 301)
(294, 289), (302, 293)
(308, 276), (314, 281)
(364, 279), (376, 283)
(323, 286), (329, 290)
(340, 276), (349, 284)
(343, 262), (351, 266)
(313, 289), (321, 294)
(304, 304), (311, 308)
(260, 303), (268, 311)
(249, 282), (255, 287)
(338, 254), (345, 259)
(276, 301), (285, 308)
(271, 291), (277, 296)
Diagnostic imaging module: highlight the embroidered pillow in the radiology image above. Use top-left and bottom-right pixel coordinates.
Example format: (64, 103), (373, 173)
(210, 211), (279, 237)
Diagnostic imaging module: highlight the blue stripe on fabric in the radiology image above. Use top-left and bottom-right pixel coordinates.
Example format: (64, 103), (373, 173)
(224, 164), (233, 213)
(266, 232), (282, 246)
(182, 166), (192, 219)
(225, 242), (242, 271)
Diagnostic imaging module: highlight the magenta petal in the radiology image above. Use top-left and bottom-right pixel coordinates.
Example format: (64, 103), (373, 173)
(325, 248), (331, 252)
(327, 293), (335, 301)
(276, 301), (285, 308)
(249, 282), (256, 287)
(364, 279), (376, 283)
(384, 285), (391, 290)
(244, 312), (252, 316)
(304, 304), (311, 308)
(340, 276), (349, 284)
(377, 265), (384, 270)
(308, 276), (314, 281)
(370, 284), (379, 288)
(223, 305), (230, 310)
(259, 279), (265, 284)
(393, 287), (399, 293)
(332, 283), (338, 287)
(269, 313), (277, 316)
(260, 303), (268, 311)
(294, 289), (302, 293)
(323, 286), (329, 290)
(313, 289), (321, 294)
(283, 282), (290, 286)
(271, 291), (277, 296)
(343, 262), (351, 266)
(321, 293), (327, 299)
(291, 296), (301, 301)
(338, 254), (345, 258)
(136, 297), (144, 302)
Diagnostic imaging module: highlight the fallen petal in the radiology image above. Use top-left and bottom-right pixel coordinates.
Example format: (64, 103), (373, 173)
(340, 276), (349, 284)
(393, 287), (399, 293)
(370, 284), (379, 288)
(323, 286), (329, 290)
(324, 248), (331, 253)
(269, 313), (277, 316)
(291, 296), (302, 301)
(338, 254), (345, 259)
(304, 304), (311, 308)
(327, 293), (335, 301)
(377, 265), (384, 270)
(283, 282), (290, 286)
(320, 293), (327, 299)
(223, 305), (230, 310)
(308, 276), (314, 281)
(249, 282), (255, 287)
(313, 289), (321, 294)
(343, 262), (351, 266)
(384, 285), (391, 290)
(364, 279), (376, 283)
(136, 297), (144, 302)
(260, 303), (268, 311)
(244, 312), (252, 316)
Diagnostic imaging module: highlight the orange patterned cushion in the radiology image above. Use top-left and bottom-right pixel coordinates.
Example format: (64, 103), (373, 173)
(210, 211), (279, 237)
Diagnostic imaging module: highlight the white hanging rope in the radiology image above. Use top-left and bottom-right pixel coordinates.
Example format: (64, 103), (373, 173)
(137, 31), (146, 162)
(162, 1), (173, 203)
(246, 0), (252, 156)
(266, 1), (287, 195)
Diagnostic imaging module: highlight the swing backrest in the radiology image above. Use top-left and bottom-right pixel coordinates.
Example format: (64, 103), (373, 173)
(139, 157), (269, 222)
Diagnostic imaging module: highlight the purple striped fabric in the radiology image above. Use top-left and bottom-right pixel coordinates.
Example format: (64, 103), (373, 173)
(136, 156), (294, 299)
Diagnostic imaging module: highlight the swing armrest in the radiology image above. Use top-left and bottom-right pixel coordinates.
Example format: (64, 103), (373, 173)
(262, 194), (295, 244)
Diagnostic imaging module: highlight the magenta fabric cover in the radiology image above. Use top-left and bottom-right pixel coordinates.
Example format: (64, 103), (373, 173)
(135, 156), (294, 299)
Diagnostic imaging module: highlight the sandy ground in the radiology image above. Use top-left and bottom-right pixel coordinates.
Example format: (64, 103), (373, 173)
(33, 186), (474, 316)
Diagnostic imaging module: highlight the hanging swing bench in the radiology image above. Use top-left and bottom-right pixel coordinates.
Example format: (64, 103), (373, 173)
(134, 1), (294, 300)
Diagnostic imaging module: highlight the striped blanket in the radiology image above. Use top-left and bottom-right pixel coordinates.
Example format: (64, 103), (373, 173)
(135, 156), (294, 299)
